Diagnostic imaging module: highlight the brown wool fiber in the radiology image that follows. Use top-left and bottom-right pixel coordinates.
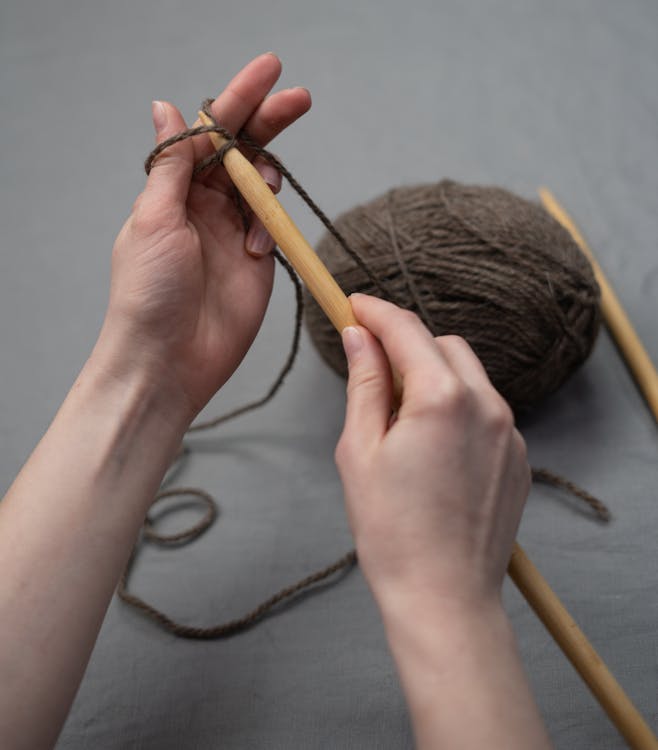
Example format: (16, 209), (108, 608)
(304, 180), (601, 412)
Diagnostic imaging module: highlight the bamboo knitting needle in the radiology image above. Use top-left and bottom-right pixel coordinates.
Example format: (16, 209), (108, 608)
(198, 111), (357, 332)
(539, 187), (658, 422)
(197, 114), (657, 748)
(197, 110), (403, 405)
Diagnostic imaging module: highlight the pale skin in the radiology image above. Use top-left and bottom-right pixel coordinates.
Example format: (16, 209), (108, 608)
(338, 298), (552, 749)
(0, 54), (552, 749)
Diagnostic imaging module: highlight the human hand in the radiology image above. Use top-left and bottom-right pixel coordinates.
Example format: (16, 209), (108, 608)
(93, 53), (311, 424)
(335, 294), (531, 615)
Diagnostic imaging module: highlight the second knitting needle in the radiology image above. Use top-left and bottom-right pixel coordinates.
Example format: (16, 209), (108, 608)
(539, 187), (658, 423)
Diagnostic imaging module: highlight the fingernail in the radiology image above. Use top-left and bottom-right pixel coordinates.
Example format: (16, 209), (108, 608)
(246, 223), (273, 257)
(259, 164), (281, 192)
(151, 100), (167, 133)
(342, 326), (363, 362)
(293, 87), (312, 105)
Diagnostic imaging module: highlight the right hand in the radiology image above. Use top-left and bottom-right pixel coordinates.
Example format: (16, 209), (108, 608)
(335, 294), (531, 615)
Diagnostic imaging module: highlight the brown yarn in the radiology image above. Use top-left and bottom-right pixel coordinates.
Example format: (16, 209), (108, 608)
(305, 181), (601, 413)
(119, 108), (363, 638)
(116, 106), (609, 640)
(531, 468), (610, 522)
(119, 487), (357, 639)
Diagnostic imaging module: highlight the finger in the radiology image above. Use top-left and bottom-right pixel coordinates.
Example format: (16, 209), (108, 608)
(350, 294), (471, 417)
(192, 53), (283, 166)
(142, 100), (194, 220)
(350, 294), (451, 380)
(245, 157), (282, 257)
(434, 335), (492, 391)
(339, 326), (393, 453)
(434, 335), (516, 426)
(241, 86), (312, 152)
(200, 87), (311, 192)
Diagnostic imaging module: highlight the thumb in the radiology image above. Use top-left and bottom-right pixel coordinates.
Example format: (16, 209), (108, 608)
(143, 100), (194, 215)
(340, 326), (392, 451)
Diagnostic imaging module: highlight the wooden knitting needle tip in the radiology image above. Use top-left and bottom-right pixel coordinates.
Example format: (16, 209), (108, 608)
(539, 187), (658, 423)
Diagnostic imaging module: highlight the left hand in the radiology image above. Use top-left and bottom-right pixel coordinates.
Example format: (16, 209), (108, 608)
(93, 53), (311, 423)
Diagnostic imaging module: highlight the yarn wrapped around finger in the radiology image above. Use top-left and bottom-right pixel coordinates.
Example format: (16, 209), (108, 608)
(304, 180), (601, 412)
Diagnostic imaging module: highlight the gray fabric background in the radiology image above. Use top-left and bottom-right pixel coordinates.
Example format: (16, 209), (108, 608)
(1, 1), (657, 747)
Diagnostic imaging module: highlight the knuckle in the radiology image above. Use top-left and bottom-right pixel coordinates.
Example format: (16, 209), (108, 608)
(152, 149), (190, 173)
(398, 308), (422, 329)
(260, 111), (282, 130)
(485, 396), (515, 434)
(438, 378), (469, 413)
(347, 367), (382, 397)
(226, 83), (250, 110)
(440, 334), (472, 353)
(334, 432), (354, 471)
(415, 370), (469, 416)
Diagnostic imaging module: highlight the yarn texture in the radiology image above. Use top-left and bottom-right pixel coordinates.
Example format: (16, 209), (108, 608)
(305, 180), (601, 412)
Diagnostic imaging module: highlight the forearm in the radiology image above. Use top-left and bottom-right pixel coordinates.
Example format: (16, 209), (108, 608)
(0, 343), (189, 750)
(378, 591), (553, 750)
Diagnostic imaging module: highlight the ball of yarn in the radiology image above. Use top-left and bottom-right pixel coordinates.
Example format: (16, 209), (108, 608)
(304, 180), (601, 412)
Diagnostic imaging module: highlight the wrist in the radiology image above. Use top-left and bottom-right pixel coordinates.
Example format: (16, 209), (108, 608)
(376, 591), (551, 750)
(63, 334), (192, 506)
(51, 350), (188, 521)
(361, 548), (506, 631)
(87, 322), (195, 435)
(376, 581), (508, 656)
